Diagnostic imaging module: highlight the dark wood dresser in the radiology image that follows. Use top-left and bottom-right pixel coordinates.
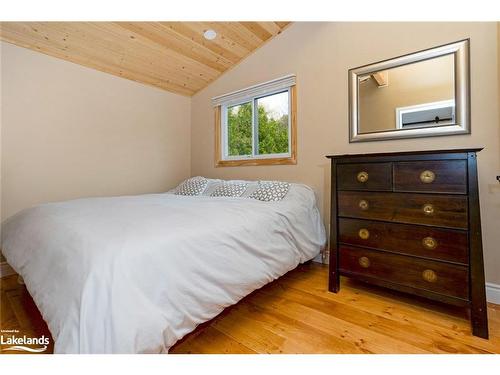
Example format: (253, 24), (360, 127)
(326, 149), (488, 338)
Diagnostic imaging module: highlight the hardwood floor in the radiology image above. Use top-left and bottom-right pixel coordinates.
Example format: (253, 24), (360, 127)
(0, 274), (55, 354)
(1, 263), (499, 354)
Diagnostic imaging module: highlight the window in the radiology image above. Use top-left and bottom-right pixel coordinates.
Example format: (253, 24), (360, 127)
(213, 75), (296, 167)
(395, 99), (456, 129)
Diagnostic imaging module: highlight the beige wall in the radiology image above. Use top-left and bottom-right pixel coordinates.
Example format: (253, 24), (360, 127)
(191, 22), (500, 284)
(1, 42), (191, 221)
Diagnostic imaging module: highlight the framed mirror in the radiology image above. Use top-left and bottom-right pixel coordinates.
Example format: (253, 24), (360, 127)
(349, 39), (470, 142)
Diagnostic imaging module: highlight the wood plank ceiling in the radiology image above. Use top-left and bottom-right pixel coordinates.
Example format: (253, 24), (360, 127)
(0, 22), (291, 96)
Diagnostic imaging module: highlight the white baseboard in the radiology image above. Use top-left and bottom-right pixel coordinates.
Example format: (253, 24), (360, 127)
(486, 282), (500, 305)
(0, 262), (15, 278)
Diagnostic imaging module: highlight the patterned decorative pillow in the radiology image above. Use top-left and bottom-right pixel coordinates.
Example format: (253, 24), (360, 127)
(200, 178), (223, 196)
(249, 181), (291, 202)
(174, 177), (208, 196)
(211, 181), (248, 197)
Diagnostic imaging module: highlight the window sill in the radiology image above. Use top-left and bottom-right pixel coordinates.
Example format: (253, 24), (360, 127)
(215, 155), (297, 167)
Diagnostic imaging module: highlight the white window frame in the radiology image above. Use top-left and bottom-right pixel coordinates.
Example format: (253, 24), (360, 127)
(221, 87), (292, 161)
(395, 99), (456, 129)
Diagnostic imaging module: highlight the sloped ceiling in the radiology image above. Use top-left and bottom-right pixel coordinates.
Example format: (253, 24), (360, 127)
(0, 22), (291, 96)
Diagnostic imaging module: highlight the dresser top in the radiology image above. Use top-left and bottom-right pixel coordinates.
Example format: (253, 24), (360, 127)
(326, 148), (483, 161)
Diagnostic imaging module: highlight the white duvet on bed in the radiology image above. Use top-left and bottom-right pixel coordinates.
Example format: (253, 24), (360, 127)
(1, 184), (325, 353)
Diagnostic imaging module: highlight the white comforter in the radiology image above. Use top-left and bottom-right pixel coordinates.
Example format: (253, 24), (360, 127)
(1, 184), (325, 353)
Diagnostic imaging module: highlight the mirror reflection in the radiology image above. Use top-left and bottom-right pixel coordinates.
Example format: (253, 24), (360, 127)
(358, 54), (455, 134)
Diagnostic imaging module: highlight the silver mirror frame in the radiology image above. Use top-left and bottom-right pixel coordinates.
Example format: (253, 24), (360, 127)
(349, 39), (470, 143)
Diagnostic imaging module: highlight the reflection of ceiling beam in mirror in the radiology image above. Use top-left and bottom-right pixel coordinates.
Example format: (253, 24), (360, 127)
(372, 71), (388, 87)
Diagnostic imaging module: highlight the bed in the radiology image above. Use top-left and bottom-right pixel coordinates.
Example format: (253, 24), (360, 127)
(1, 178), (326, 353)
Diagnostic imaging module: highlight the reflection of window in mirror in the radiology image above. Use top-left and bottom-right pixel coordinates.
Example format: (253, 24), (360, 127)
(396, 99), (455, 129)
(358, 54), (455, 134)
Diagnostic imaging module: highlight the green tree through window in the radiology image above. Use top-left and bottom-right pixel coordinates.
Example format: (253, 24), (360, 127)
(227, 102), (252, 156)
(257, 104), (289, 155)
(227, 91), (289, 157)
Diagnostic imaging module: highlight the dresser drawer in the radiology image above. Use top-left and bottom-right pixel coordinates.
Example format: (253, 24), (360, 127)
(394, 160), (467, 194)
(337, 162), (392, 191)
(338, 218), (468, 264)
(339, 245), (469, 299)
(338, 191), (468, 229)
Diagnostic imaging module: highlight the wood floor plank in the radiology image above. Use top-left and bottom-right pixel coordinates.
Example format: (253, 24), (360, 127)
(172, 326), (256, 354)
(284, 268), (472, 330)
(1, 263), (499, 354)
(0, 275), (20, 291)
(214, 302), (379, 353)
(275, 267), (500, 353)
(253, 283), (490, 353)
(6, 288), (35, 329)
(209, 307), (289, 354)
(0, 290), (21, 331)
(243, 291), (431, 354)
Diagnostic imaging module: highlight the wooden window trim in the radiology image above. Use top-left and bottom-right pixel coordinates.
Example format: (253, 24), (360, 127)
(214, 85), (297, 167)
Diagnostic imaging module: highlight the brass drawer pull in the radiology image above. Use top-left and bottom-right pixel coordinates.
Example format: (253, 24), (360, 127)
(422, 236), (438, 250)
(420, 170), (436, 184)
(357, 171), (369, 183)
(358, 256), (370, 268)
(358, 199), (369, 210)
(358, 228), (370, 240)
(422, 203), (435, 215)
(422, 269), (437, 283)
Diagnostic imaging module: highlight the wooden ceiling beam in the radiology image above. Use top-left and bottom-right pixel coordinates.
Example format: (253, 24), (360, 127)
(274, 22), (291, 29)
(372, 71), (389, 87)
(256, 22), (282, 36)
(239, 22), (273, 42)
